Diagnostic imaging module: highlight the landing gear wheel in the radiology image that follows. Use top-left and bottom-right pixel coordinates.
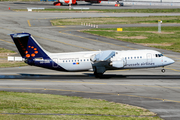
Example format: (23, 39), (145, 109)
(161, 69), (165, 73)
(93, 67), (103, 78)
(94, 73), (103, 78)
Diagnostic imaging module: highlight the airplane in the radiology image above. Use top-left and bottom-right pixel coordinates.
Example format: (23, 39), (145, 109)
(10, 33), (175, 78)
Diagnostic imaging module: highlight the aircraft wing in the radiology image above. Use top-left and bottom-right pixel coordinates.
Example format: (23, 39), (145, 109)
(91, 50), (116, 62)
(90, 50), (126, 74)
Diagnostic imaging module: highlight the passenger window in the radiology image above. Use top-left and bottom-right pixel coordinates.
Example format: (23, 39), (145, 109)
(134, 57), (136, 59)
(128, 57), (129, 59)
(87, 59), (89, 61)
(137, 57), (139, 59)
(63, 60), (64, 62)
(125, 57), (126, 59)
(84, 59), (85, 61)
(72, 60), (73, 62)
(81, 60), (82, 61)
(140, 56), (142, 58)
(131, 57), (132, 59)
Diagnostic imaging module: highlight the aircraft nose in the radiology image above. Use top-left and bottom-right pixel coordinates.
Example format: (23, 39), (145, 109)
(169, 58), (175, 64)
(164, 57), (175, 65)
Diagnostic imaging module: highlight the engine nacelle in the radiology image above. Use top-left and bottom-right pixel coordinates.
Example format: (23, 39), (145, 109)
(110, 60), (124, 68)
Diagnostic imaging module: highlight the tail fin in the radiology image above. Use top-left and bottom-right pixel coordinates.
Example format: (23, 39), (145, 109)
(10, 33), (49, 59)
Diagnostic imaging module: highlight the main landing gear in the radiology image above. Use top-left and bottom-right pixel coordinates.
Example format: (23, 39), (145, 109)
(161, 67), (165, 73)
(93, 66), (104, 78)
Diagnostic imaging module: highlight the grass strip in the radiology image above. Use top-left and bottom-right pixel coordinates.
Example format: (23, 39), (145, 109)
(0, 48), (15, 53)
(14, 8), (180, 13)
(0, 91), (162, 120)
(0, 47), (26, 68)
(0, 62), (26, 68)
(51, 16), (180, 26)
(83, 26), (180, 52)
(0, 114), (161, 120)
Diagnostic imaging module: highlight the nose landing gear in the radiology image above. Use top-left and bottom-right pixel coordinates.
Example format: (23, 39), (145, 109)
(161, 67), (165, 73)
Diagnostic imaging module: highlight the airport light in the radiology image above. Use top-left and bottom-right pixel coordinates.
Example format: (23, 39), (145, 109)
(158, 20), (162, 33)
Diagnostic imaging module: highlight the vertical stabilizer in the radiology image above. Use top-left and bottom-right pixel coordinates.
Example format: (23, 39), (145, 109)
(10, 33), (49, 59)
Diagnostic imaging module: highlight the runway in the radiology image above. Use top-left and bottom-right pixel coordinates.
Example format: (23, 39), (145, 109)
(0, 2), (180, 120)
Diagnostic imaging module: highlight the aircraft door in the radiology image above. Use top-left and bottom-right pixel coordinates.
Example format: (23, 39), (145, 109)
(123, 57), (127, 66)
(146, 53), (152, 62)
(52, 58), (58, 68)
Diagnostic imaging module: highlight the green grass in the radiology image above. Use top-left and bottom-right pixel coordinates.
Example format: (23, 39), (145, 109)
(0, 62), (27, 68)
(0, 48), (15, 53)
(0, 91), (162, 120)
(0, 47), (26, 68)
(83, 26), (180, 52)
(0, 115), (161, 120)
(14, 8), (180, 13)
(51, 16), (180, 26)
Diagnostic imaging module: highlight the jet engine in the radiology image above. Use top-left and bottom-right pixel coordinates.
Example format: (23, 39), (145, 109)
(110, 60), (124, 68)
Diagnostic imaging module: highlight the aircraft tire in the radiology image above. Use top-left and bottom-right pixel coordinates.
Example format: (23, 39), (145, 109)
(94, 73), (103, 78)
(161, 69), (165, 73)
(93, 67), (103, 78)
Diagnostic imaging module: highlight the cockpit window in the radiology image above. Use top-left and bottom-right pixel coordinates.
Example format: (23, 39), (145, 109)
(156, 54), (163, 57)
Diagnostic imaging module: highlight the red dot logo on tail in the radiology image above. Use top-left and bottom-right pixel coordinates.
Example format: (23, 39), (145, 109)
(26, 46), (38, 58)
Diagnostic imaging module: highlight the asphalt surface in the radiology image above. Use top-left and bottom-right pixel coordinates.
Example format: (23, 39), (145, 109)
(0, 2), (180, 120)
(1, 1), (180, 10)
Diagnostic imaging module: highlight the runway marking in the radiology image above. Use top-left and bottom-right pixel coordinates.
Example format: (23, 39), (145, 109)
(100, 14), (110, 17)
(1, 86), (180, 104)
(108, 69), (130, 72)
(36, 80), (106, 84)
(59, 29), (77, 32)
(0, 39), (14, 44)
(116, 84), (180, 90)
(0, 27), (18, 33)
(56, 26), (66, 28)
(165, 67), (180, 72)
(59, 31), (136, 50)
(32, 17), (64, 20)
(0, 79), (105, 85)
(33, 35), (94, 51)
(27, 20), (31, 27)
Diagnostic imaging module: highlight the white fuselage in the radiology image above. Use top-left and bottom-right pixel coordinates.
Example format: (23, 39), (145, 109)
(46, 49), (174, 72)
